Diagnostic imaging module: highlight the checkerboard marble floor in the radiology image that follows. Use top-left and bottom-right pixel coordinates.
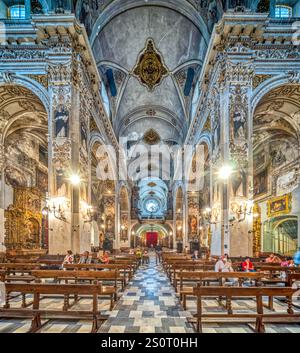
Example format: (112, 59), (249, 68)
(1, 254), (300, 333)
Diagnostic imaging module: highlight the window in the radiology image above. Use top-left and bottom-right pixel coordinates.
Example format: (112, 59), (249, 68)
(275, 5), (292, 18)
(145, 199), (159, 213)
(9, 5), (26, 19)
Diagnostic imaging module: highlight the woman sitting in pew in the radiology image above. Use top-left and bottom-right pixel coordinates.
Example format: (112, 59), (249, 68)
(242, 257), (255, 272)
(98, 250), (110, 264)
(62, 250), (74, 269)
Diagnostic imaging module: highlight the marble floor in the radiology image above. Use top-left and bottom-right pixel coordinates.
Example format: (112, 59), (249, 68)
(0, 254), (300, 333)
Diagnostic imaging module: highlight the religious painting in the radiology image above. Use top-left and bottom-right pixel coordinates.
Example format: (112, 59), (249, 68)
(253, 169), (268, 197)
(267, 193), (292, 218)
(36, 169), (48, 194)
(188, 215), (198, 237)
(105, 214), (115, 237)
(54, 105), (69, 138)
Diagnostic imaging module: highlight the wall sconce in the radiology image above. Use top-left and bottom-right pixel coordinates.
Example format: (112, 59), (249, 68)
(230, 200), (254, 223)
(42, 197), (68, 222)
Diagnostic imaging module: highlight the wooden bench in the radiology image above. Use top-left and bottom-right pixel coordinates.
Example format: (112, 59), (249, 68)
(178, 271), (265, 310)
(191, 285), (300, 333)
(287, 273), (300, 287)
(170, 263), (216, 286)
(0, 282), (109, 333)
(64, 263), (131, 283)
(30, 270), (119, 309)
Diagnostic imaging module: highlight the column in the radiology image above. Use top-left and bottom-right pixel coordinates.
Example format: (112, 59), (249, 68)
(219, 61), (254, 257)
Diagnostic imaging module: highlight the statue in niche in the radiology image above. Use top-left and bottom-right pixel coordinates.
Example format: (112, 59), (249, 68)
(81, 122), (88, 151)
(212, 119), (220, 151)
(55, 105), (69, 138)
(233, 109), (246, 139)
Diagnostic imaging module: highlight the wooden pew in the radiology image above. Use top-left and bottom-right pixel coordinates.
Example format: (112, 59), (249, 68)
(64, 263), (131, 284)
(177, 271), (265, 310)
(257, 266), (300, 286)
(0, 263), (41, 285)
(287, 273), (300, 287)
(170, 263), (216, 285)
(191, 285), (300, 333)
(0, 282), (109, 333)
(31, 270), (119, 308)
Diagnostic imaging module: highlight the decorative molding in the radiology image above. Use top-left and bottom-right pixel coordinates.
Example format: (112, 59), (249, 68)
(26, 74), (48, 89)
(133, 38), (168, 91)
(253, 74), (272, 89)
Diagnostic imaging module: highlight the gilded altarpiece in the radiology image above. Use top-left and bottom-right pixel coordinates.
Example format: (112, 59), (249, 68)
(4, 187), (44, 255)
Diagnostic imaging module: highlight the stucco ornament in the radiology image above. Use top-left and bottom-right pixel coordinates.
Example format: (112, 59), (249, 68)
(133, 38), (168, 91)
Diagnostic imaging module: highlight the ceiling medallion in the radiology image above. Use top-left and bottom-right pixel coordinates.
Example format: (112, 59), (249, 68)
(143, 129), (161, 145)
(133, 38), (168, 91)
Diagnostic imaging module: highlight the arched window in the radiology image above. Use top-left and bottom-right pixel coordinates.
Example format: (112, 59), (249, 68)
(9, 5), (26, 19)
(275, 5), (292, 17)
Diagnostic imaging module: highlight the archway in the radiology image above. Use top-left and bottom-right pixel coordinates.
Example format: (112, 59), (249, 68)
(263, 216), (298, 256)
(130, 223), (173, 249)
(252, 83), (300, 255)
(0, 84), (48, 254)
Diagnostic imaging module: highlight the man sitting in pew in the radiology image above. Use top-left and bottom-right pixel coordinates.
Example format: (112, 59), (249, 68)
(78, 251), (92, 264)
(215, 256), (225, 272)
(191, 250), (199, 260)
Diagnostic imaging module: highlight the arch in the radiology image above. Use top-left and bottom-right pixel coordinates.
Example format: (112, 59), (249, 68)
(0, 74), (50, 115)
(88, 0), (211, 47)
(251, 74), (295, 116)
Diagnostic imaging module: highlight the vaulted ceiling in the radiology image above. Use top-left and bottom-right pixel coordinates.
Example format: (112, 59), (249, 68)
(91, 3), (209, 145)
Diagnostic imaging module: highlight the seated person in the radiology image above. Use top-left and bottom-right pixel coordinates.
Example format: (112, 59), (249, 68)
(99, 250), (110, 264)
(222, 259), (234, 272)
(215, 256), (225, 272)
(62, 250), (74, 269)
(222, 259), (238, 285)
(242, 257), (255, 272)
(191, 250), (199, 260)
(281, 257), (290, 267)
(78, 251), (91, 264)
(266, 253), (281, 264)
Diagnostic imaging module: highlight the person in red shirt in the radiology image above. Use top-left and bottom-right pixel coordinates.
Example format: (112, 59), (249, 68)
(242, 257), (255, 272)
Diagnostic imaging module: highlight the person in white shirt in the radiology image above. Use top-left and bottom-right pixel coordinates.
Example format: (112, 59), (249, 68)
(215, 256), (225, 272)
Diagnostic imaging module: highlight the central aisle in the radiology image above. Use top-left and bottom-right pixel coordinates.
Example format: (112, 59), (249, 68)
(99, 253), (194, 333)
